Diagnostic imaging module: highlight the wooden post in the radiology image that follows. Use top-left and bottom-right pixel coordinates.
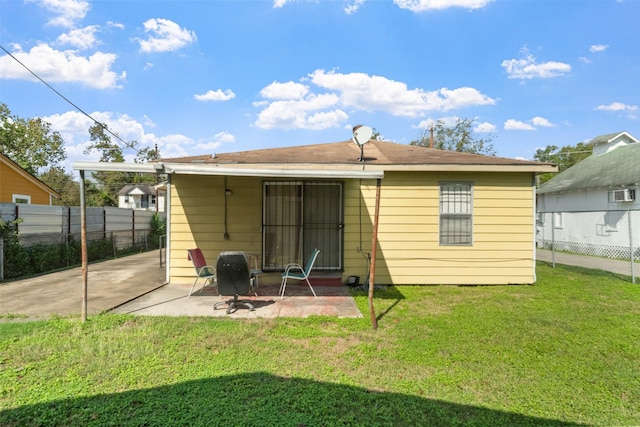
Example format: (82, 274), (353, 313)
(80, 170), (88, 323)
(368, 178), (382, 330)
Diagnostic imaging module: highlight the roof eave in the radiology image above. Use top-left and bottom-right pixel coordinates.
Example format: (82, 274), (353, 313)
(73, 161), (384, 179)
(369, 164), (558, 173)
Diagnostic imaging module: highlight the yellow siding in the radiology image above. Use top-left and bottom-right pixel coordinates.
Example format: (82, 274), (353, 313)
(0, 161), (52, 205)
(342, 171), (536, 285)
(169, 175), (264, 284)
(169, 171), (536, 286)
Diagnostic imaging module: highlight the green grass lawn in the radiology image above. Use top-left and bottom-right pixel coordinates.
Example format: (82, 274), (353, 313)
(1, 262), (639, 426)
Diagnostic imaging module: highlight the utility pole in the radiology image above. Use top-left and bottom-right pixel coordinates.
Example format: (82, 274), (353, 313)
(429, 125), (434, 149)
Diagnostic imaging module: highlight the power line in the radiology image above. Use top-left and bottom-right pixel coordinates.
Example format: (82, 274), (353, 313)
(0, 43), (141, 155)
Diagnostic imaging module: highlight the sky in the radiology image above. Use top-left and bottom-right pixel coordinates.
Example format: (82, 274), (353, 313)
(1, 0), (639, 173)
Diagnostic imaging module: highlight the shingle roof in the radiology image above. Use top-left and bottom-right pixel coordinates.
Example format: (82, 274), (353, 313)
(537, 142), (640, 194)
(159, 140), (551, 168)
(590, 131), (639, 147)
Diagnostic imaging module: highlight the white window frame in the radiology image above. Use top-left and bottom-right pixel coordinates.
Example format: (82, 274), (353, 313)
(439, 181), (473, 246)
(553, 212), (564, 229)
(12, 194), (31, 204)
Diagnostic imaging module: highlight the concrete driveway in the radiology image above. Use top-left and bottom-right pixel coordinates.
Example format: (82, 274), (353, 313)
(0, 250), (362, 319)
(0, 251), (166, 319)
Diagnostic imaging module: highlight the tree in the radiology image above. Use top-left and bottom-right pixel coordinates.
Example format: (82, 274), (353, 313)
(83, 123), (161, 206)
(410, 118), (496, 156)
(39, 167), (81, 206)
(533, 142), (593, 184)
(0, 103), (66, 175)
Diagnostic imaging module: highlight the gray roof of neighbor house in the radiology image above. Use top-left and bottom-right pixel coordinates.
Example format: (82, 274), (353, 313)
(537, 141), (640, 194)
(117, 184), (158, 196)
(159, 140), (555, 170)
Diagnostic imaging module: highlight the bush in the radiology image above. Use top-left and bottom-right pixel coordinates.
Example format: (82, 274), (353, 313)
(147, 213), (166, 250)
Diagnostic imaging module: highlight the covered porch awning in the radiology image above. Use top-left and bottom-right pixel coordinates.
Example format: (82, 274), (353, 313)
(71, 161), (384, 326)
(72, 161), (385, 179)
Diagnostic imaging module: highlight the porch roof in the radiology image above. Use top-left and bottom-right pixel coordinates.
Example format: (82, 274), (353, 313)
(73, 161), (385, 179)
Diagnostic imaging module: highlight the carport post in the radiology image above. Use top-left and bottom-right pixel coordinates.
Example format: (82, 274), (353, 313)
(80, 170), (88, 322)
(368, 178), (381, 330)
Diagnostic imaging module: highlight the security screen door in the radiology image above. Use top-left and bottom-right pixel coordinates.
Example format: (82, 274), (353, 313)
(263, 181), (342, 271)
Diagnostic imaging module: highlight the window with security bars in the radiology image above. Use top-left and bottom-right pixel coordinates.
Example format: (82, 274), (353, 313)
(439, 182), (473, 245)
(263, 181), (343, 271)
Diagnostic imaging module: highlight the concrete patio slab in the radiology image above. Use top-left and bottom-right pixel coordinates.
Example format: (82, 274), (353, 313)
(1, 249), (362, 320)
(110, 282), (363, 318)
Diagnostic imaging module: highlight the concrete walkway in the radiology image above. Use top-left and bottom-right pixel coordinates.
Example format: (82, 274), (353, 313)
(0, 250), (363, 319)
(537, 249), (638, 281)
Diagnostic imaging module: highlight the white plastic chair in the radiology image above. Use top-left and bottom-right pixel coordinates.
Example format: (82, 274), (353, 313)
(279, 249), (320, 299)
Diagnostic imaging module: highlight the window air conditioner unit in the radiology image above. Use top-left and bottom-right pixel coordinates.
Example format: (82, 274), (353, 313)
(611, 189), (636, 202)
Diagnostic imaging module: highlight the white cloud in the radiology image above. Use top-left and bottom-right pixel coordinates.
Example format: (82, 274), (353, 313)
(501, 49), (571, 79)
(42, 110), (224, 170)
(504, 119), (535, 131)
(56, 25), (100, 50)
(272, 0), (292, 8)
(260, 81), (309, 100)
(309, 69), (495, 115)
(394, 0), (492, 12)
(255, 94), (346, 130)
(474, 121), (496, 133)
(195, 131), (234, 151)
(254, 70), (495, 130)
(345, 0), (367, 14)
(155, 134), (199, 159)
(579, 56), (592, 64)
(0, 43), (124, 89)
(194, 89), (236, 102)
(589, 44), (609, 53)
(595, 102), (638, 112)
(107, 21), (125, 30)
(29, 0), (90, 27)
(137, 19), (197, 53)
(415, 116), (460, 129)
(531, 116), (555, 127)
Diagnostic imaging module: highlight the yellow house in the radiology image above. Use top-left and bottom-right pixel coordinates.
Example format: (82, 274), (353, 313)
(0, 154), (59, 205)
(75, 140), (556, 286)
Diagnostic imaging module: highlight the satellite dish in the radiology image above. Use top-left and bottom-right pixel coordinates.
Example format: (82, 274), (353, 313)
(352, 125), (373, 162)
(352, 125), (373, 146)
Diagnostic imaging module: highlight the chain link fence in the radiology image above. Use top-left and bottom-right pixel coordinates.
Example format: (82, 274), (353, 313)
(537, 209), (639, 283)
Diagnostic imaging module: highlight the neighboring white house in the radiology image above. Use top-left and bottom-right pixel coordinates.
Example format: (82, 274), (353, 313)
(536, 131), (639, 258)
(117, 184), (166, 212)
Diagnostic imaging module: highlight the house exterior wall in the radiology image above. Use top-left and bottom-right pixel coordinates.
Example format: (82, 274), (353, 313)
(168, 171), (537, 286)
(538, 187), (640, 212)
(536, 187), (639, 259)
(0, 161), (52, 205)
(168, 174), (263, 284)
(347, 171), (536, 285)
(118, 192), (166, 212)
